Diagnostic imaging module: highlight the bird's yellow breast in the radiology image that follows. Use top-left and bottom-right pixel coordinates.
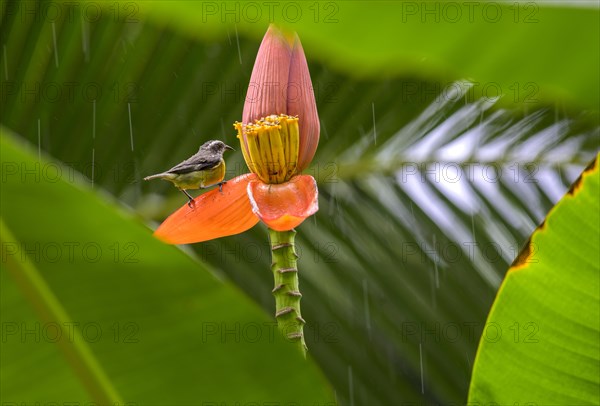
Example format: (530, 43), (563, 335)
(172, 159), (226, 190)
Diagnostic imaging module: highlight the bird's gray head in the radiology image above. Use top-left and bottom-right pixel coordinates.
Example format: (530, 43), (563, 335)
(199, 140), (235, 155)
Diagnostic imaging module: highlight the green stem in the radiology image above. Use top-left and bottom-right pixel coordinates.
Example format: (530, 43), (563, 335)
(268, 228), (307, 357)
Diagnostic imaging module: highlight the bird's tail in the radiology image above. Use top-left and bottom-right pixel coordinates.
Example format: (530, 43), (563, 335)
(143, 173), (169, 181)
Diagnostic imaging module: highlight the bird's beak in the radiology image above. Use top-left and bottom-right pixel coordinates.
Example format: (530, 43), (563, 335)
(225, 144), (235, 151)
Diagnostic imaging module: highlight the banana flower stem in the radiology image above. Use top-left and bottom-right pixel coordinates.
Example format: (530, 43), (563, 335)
(269, 228), (307, 358)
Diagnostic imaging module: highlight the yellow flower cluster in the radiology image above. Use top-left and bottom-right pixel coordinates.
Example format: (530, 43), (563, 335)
(235, 114), (300, 184)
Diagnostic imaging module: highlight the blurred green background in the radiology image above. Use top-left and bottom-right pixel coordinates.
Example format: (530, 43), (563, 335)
(1, 1), (599, 404)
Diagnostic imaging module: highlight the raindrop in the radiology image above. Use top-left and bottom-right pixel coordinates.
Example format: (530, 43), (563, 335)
(80, 14), (89, 63)
(91, 148), (95, 187)
(92, 101), (96, 187)
(321, 119), (329, 139)
(128, 103), (134, 151)
(3, 44), (8, 80)
(372, 102), (377, 145)
(347, 365), (355, 406)
(362, 279), (372, 340)
(433, 234), (439, 289)
(37, 119), (41, 161)
(51, 22), (59, 67)
(557, 164), (563, 184)
(226, 27), (232, 45)
(92, 100), (96, 140)
(328, 183), (337, 217)
(234, 25), (242, 65)
(419, 343), (424, 394)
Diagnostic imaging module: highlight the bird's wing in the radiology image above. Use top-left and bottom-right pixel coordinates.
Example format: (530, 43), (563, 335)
(166, 155), (220, 175)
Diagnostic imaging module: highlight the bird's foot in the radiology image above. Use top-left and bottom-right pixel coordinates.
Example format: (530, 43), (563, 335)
(180, 189), (195, 208)
(187, 199), (196, 209)
(218, 181), (227, 193)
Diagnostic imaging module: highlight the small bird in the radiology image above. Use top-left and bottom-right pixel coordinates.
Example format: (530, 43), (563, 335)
(144, 140), (234, 207)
